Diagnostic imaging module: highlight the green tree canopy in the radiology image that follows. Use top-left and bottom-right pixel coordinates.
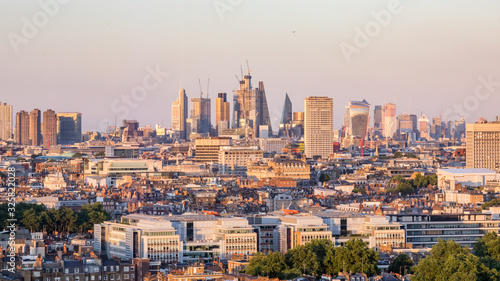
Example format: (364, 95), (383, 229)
(413, 239), (500, 281)
(388, 254), (414, 275)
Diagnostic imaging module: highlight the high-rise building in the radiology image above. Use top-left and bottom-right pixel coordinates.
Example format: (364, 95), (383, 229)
(232, 73), (272, 137)
(279, 93), (293, 137)
(419, 115), (429, 134)
(14, 110), (29, 145)
(305, 96), (333, 158)
(382, 103), (397, 138)
(215, 93), (230, 135)
(43, 109), (57, 148)
(466, 121), (500, 170)
(344, 100), (370, 139)
(373, 105), (383, 136)
(430, 117), (442, 139)
(291, 112), (304, 138)
(56, 112), (82, 145)
(29, 109), (41, 146)
(189, 97), (211, 135)
(172, 89), (188, 140)
(454, 117), (466, 140)
(0, 102), (13, 141)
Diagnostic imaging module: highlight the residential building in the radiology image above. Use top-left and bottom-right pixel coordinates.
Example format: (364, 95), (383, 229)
(29, 109), (41, 146)
(0, 102), (12, 141)
(43, 109), (57, 148)
(14, 110), (29, 145)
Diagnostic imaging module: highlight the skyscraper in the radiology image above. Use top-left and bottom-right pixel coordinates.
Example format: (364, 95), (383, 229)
(419, 115), (429, 135)
(189, 97), (211, 135)
(57, 112), (82, 145)
(0, 102), (13, 141)
(466, 121), (500, 170)
(29, 109), (41, 146)
(215, 92), (230, 135)
(454, 116), (466, 140)
(344, 100), (370, 139)
(172, 88), (188, 140)
(279, 93), (293, 137)
(232, 73), (272, 137)
(43, 109), (57, 148)
(305, 96), (333, 158)
(382, 103), (397, 138)
(430, 117), (442, 139)
(373, 105), (383, 136)
(14, 110), (29, 145)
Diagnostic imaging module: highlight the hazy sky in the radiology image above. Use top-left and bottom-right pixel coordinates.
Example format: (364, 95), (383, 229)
(1, 0), (500, 132)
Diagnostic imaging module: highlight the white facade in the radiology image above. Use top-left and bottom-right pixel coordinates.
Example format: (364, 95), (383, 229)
(437, 168), (496, 190)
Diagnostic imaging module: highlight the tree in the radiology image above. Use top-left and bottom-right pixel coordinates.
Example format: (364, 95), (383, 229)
(327, 239), (380, 277)
(319, 173), (331, 183)
(397, 181), (414, 196)
(72, 153), (83, 158)
(475, 232), (500, 260)
(22, 208), (40, 232)
(388, 254), (414, 275)
(77, 203), (112, 232)
(482, 199), (500, 210)
(95, 151), (106, 157)
(413, 239), (499, 281)
(352, 187), (366, 194)
(394, 151), (403, 158)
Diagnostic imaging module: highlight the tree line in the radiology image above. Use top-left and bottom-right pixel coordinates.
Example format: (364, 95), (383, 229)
(388, 174), (437, 196)
(400, 233), (500, 280)
(242, 238), (380, 279)
(0, 202), (111, 234)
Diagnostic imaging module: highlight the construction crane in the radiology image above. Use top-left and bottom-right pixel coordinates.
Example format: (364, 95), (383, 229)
(246, 60), (250, 73)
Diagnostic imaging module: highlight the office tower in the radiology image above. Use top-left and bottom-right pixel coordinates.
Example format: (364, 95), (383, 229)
(292, 112), (304, 138)
(172, 88), (188, 140)
(382, 103), (397, 138)
(409, 114), (418, 133)
(373, 105), (383, 135)
(56, 112), (82, 145)
(43, 109), (57, 148)
(29, 109), (41, 146)
(215, 93), (230, 135)
(446, 120), (454, 139)
(0, 102), (13, 141)
(232, 72), (272, 137)
(419, 115), (429, 134)
(344, 100), (370, 139)
(190, 97), (211, 135)
(466, 121), (500, 170)
(14, 110), (29, 145)
(454, 117), (466, 140)
(279, 93), (293, 137)
(304, 96), (333, 158)
(398, 114), (413, 134)
(431, 117), (442, 139)
(122, 120), (142, 141)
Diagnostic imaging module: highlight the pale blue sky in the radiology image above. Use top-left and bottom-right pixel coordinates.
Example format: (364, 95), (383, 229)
(1, 0), (500, 131)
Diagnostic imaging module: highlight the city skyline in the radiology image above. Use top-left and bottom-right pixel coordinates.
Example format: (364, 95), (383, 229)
(1, 1), (500, 131)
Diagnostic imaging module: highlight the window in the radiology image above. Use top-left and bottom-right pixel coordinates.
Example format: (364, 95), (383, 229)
(92, 276), (95, 281)
(65, 269), (69, 274)
(110, 275), (114, 280)
(124, 267), (129, 272)
(75, 268), (79, 273)
(66, 278), (69, 281)
(76, 277), (80, 281)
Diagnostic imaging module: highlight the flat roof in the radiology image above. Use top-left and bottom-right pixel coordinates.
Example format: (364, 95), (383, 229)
(439, 168), (496, 174)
